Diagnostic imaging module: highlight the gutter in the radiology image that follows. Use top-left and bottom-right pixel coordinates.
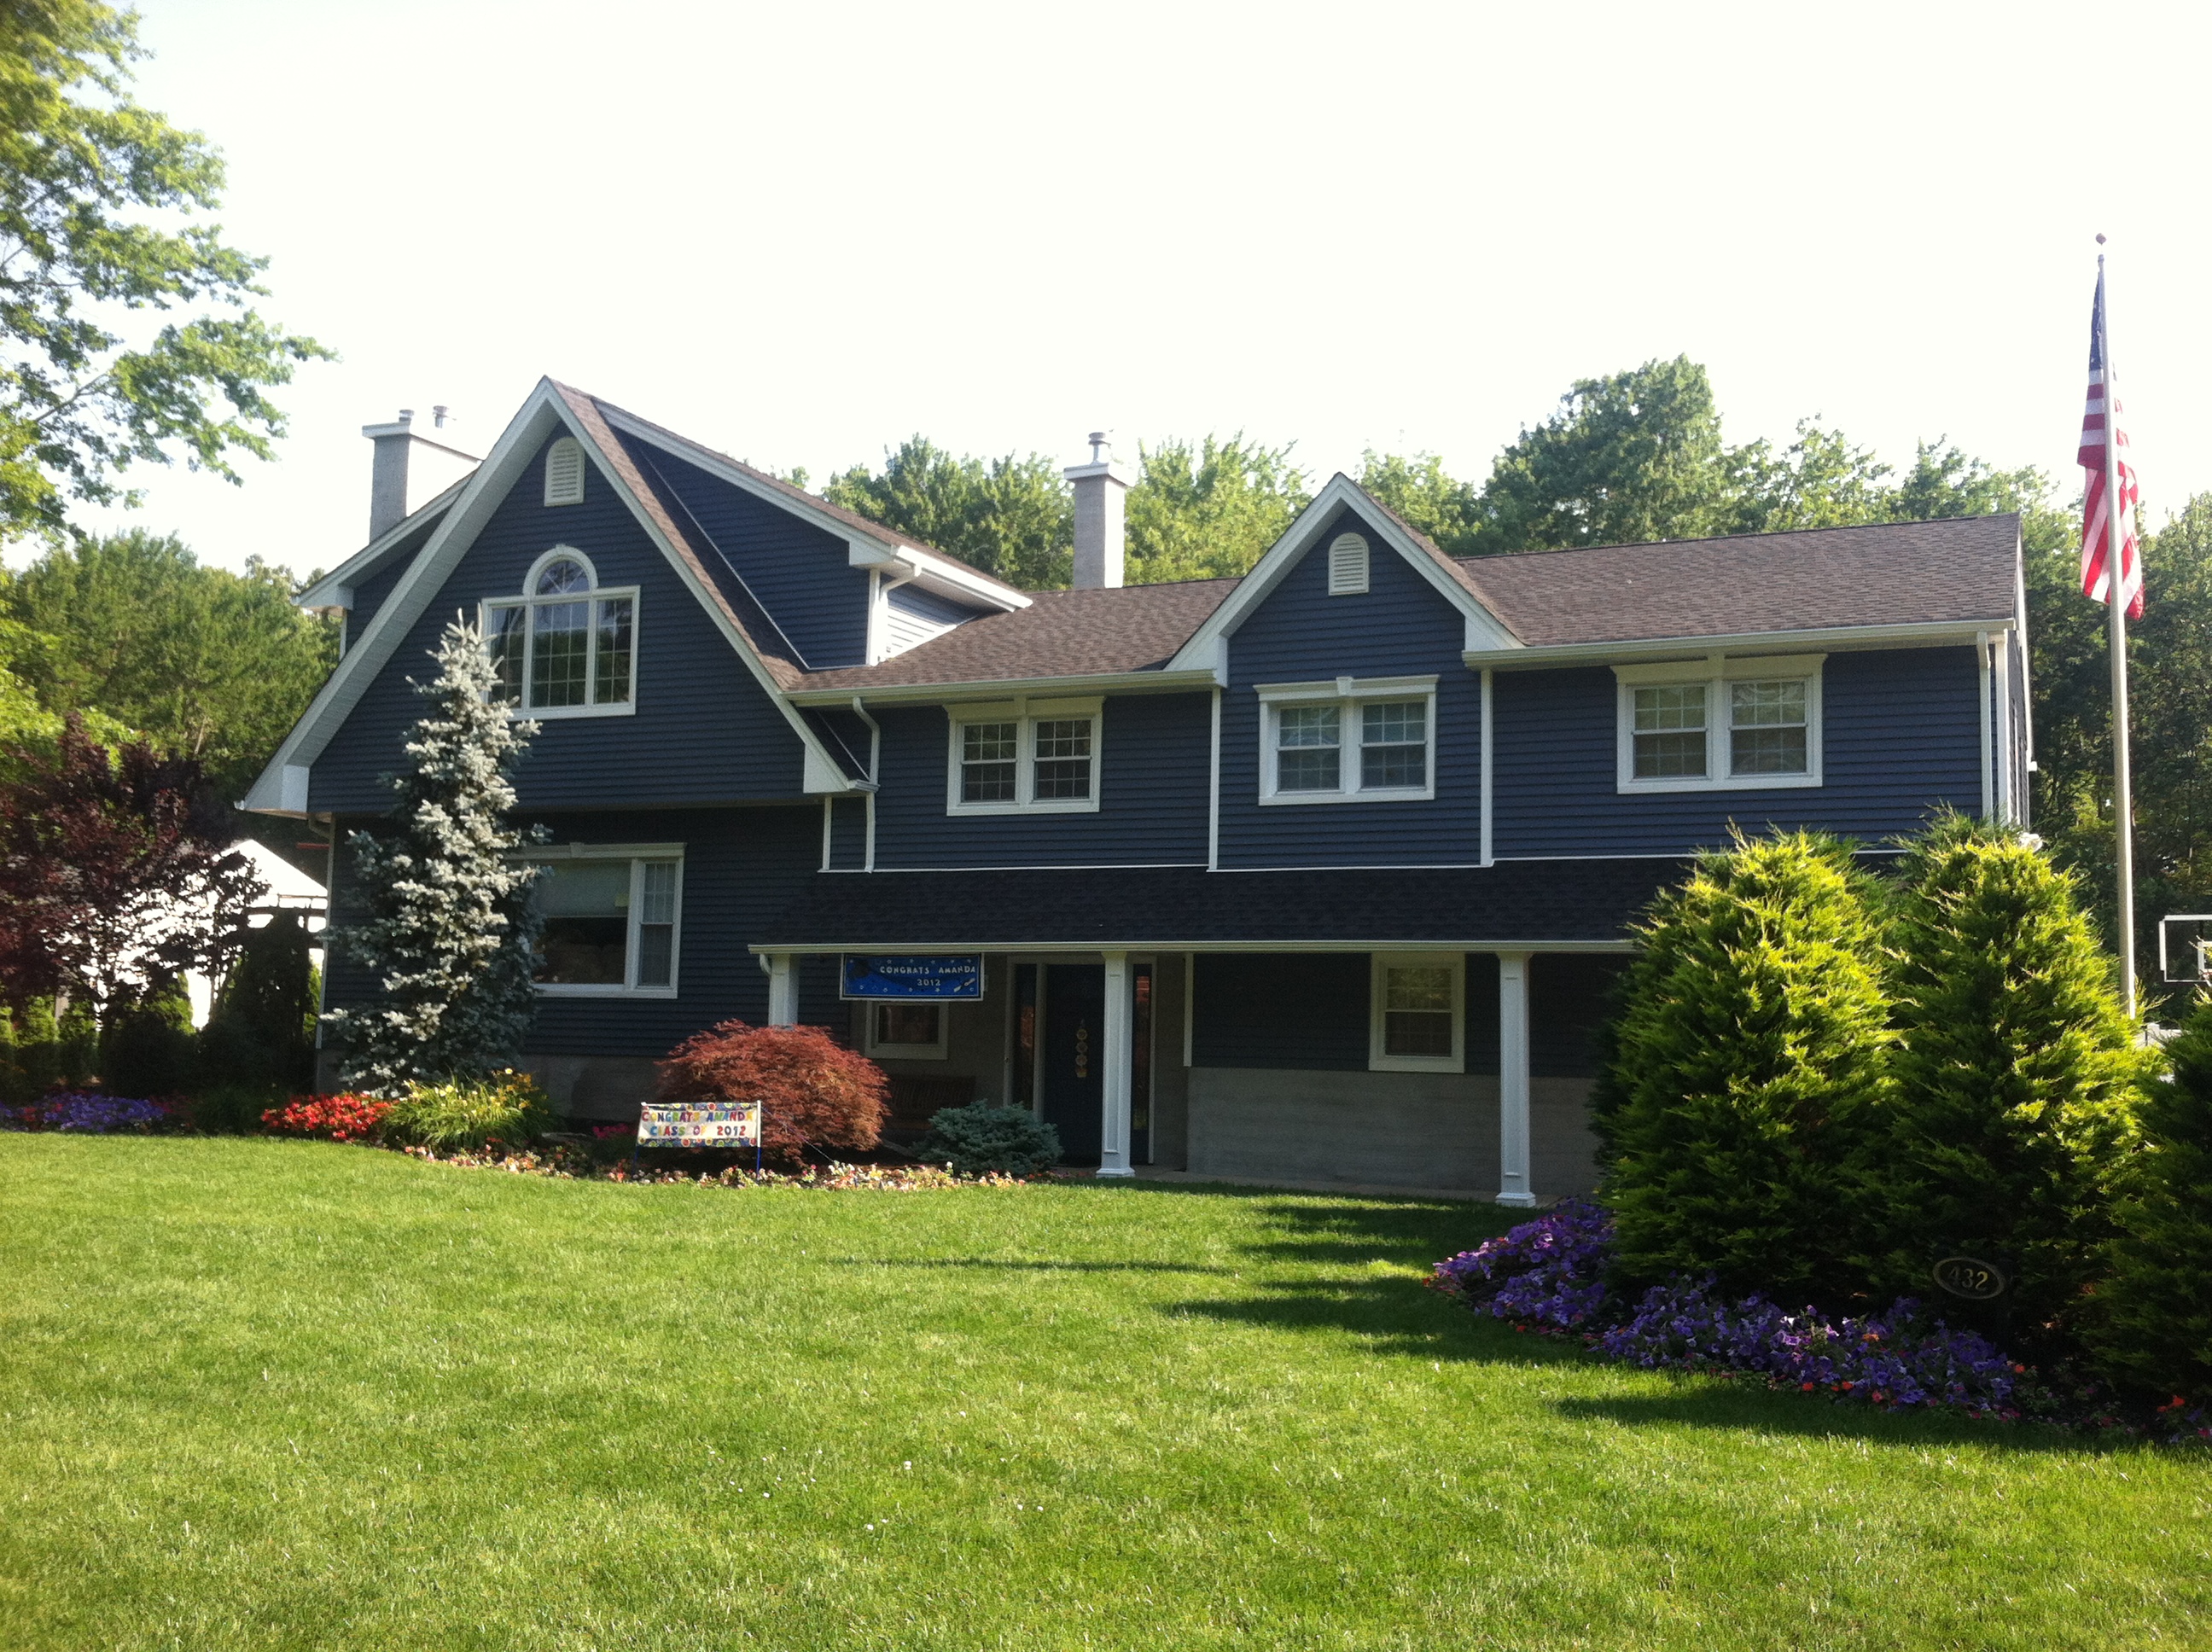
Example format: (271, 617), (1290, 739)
(789, 666), (1224, 707)
(1465, 618), (2016, 671)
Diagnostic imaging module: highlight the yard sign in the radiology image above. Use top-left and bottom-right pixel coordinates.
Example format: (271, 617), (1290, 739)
(637, 1102), (760, 1145)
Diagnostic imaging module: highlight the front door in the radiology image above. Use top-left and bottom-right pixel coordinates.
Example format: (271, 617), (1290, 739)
(1041, 964), (1104, 1162)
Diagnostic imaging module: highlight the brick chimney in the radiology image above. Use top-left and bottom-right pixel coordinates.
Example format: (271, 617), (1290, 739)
(1064, 430), (1129, 589)
(362, 408), (481, 542)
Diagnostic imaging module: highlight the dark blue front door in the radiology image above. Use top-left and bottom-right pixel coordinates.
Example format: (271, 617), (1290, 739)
(1041, 964), (1104, 1163)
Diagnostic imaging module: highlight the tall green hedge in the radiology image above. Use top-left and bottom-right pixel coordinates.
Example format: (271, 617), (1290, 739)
(1596, 830), (1892, 1304)
(1876, 817), (2147, 1331)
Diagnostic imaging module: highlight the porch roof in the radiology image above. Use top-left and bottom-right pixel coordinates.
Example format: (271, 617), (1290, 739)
(750, 860), (1689, 953)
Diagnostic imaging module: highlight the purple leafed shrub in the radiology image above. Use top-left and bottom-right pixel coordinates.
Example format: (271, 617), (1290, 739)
(6, 1092), (174, 1133)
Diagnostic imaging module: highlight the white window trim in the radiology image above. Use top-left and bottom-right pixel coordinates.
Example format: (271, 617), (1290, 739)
(1613, 653), (1825, 794)
(1256, 675), (1438, 806)
(945, 695), (1104, 816)
(1369, 951), (1464, 1073)
(527, 841), (684, 999)
(863, 1000), (951, 1060)
(482, 545), (641, 721)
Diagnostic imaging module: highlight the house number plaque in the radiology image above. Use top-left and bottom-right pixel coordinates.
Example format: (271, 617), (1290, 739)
(1930, 1256), (2008, 1300)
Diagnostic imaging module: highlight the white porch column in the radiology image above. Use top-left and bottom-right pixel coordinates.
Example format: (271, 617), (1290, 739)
(1496, 951), (1536, 1207)
(765, 953), (799, 1027)
(1097, 950), (1135, 1177)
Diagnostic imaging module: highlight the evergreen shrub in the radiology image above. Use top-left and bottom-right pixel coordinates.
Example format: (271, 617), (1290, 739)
(384, 1070), (553, 1152)
(656, 1021), (888, 1166)
(99, 977), (198, 1096)
(2091, 997), (2212, 1408)
(1877, 816), (2147, 1333)
(917, 1101), (1062, 1178)
(1596, 829), (1891, 1305)
(201, 910), (317, 1091)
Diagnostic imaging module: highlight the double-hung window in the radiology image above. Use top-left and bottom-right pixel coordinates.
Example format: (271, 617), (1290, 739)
(483, 548), (639, 718)
(1257, 676), (1438, 804)
(1370, 952), (1464, 1072)
(1615, 655), (1824, 792)
(946, 697), (1103, 814)
(529, 845), (682, 997)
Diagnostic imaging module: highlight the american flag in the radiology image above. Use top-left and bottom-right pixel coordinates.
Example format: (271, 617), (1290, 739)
(2079, 266), (2144, 618)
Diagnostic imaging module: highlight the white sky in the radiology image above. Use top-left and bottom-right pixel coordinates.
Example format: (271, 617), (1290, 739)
(60, 0), (2212, 576)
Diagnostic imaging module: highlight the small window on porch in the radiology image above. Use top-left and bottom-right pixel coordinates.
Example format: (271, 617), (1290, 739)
(866, 1001), (947, 1059)
(1370, 952), (1464, 1072)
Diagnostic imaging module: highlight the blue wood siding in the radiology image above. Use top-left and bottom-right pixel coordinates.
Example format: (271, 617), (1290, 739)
(344, 543), (419, 649)
(323, 804), (836, 1062)
(309, 434), (811, 813)
(888, 582), (975, 626)
(826, 794), (868, 870)
(615, 435), (872, 671)
(1190, 954), (1370, 1069)
(1216, 507), (1482, 868)
(1491, 646), (1985, 858)
(870, 692), (1210, 868)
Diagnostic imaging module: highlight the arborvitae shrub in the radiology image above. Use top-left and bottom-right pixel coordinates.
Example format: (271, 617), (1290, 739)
(100, 977), (198, 1096)
(202, 910), (317, 1091)
(656, 1021), (889, 1166)
(1596, 830), (1892, 1305)
(1877, 816), (2146, 1334)
(2089, 999), (2212, 1406)
(918, 1101), (1062, 1177)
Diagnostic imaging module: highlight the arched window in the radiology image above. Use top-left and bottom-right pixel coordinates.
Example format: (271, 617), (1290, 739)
(483, 548), (638, 716)
(544, 437), (586, 506)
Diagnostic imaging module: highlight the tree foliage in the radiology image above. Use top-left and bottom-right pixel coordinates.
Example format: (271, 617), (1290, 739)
(1595, 830), (1893, 1305)
(823, 437), (1072, 590)
(0, 710), (259, 1023)
(0, 529), (336, 797)
(323, 622), (544, 1095)
(655, 1019), (889, 1166)
(0, 0), (330, 542)
(1125, 433), (1310, 585)
(1876, 816), (2148, 1331)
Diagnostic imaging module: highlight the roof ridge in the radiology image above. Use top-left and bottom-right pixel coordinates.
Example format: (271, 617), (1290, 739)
(1453, 511), (2022, 566)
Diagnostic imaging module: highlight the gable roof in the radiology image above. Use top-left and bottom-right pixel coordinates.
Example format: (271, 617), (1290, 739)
(1165, 474), (1525, 672)
(243, 376), (863, 813)
(1457, 514), (2023, 653)
(792, 579), (1238, 696)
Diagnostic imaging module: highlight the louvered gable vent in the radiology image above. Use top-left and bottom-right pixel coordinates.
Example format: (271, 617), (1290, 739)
(1327, 530), (1370, 595)
(544, 436), (586, 506)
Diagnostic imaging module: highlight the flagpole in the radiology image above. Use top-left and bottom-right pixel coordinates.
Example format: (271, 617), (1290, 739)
(2100, 243), (2139, 1018)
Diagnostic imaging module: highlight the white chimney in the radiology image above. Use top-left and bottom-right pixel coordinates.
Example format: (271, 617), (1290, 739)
(1065, 430), (1130, 589)
(362, 407), (481, 542)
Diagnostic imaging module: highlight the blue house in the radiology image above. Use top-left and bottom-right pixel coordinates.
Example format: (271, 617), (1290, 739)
(248, 380), (2030, 1201)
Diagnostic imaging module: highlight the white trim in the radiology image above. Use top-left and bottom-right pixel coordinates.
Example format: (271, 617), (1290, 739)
(864, 999), (950, 1059)
(789, 668), (1217, 707)
(295, 475), (473, 610)
(1978, 630), (1995, 821)
(946, 697), (1104, 817)
(1167, 474), (1521, 672)
(1326, 531), (1371, 595)
(1496, 951), (1536, 1207)
(1479, 667), (1494, 867)
(752, 938), (1639, 956)
(1993, 629), (2015, 825)
(765, 953), (798, 1026)
(481, 549), (641, 721)
(1098, 951), (1134, 1176)
(595, 404), (1028, 612)
(1469, 619), (2009, 672)
(243, 379), (863, 812)
(819, 798), (834, 872)
(1206, 687), (1221, 871)
(1258, 676), (1438, 806)
(1613, 654), (1824, 794)
(1369, 951), (1464, 1073)
(528, 844), (684, 999)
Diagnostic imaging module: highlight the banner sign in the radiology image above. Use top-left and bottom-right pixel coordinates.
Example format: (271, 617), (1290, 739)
(637, 1102), (760, 1145)
(841, 954), (986, 1001)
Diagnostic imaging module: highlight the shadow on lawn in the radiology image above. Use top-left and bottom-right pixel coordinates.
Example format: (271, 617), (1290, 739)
(1550, 1388), (2122, 1456)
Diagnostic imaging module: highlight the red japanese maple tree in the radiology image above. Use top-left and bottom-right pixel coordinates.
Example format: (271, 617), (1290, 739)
(0, 715), (263, 1023)
(655, 1020), (889, 1166)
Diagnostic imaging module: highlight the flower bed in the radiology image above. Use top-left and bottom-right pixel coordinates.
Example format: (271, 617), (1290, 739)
(260, 1092), (391, 1143)
(1431, 1201), (2212, 1441)
(405, 1143), (1026, 1190)
(3, 1092), (178, 1133)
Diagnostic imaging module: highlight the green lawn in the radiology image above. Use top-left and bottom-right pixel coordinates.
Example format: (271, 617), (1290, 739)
(3, 1138), (2207, 1651)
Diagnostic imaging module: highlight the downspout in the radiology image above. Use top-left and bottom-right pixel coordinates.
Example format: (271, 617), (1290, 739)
(850, 695), (882, 873)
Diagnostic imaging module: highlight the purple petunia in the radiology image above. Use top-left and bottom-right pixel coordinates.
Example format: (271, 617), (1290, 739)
(5, 1092), (173, 1133)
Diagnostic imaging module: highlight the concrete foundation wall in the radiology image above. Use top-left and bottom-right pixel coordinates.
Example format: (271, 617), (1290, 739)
(1187, 1067), (1600, 1196)
(529, 1056), (660, 1121)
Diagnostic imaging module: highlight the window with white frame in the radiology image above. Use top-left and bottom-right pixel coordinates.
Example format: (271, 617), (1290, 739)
(1614, 654), (1824, 792)
(529, 846), (682, 996)
(1370, 952), (1464, 1072)
(1257, 676), (1437, 804)
(864, 1001), (948, 1058)
(484, 549), (639, 718)
(946, 697), (1102, 813)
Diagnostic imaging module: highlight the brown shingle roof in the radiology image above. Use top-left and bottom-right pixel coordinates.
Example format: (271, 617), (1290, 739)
(1455, 515), (2021, 648)
(797, 579), (1240, 691)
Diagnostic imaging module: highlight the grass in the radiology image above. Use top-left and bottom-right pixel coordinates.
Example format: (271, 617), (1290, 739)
(3, 1138), (2209, 1651)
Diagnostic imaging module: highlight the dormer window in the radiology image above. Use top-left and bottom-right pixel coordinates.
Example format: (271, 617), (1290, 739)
(544, 437), (586, 506)
(483, 548), (639, 718)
